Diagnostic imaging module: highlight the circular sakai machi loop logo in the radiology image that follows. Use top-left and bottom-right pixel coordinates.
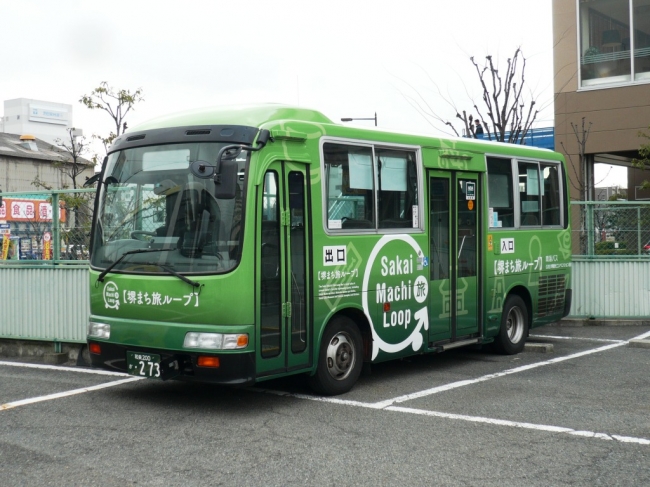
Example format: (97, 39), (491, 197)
(362, 235), (429, 360)
(103, 281), (120, 310)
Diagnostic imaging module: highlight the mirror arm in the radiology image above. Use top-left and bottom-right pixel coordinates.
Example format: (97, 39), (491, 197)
(214, 129), (272, 183)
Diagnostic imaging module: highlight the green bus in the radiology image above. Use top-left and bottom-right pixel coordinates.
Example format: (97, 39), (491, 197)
(87, 104), (572, 395)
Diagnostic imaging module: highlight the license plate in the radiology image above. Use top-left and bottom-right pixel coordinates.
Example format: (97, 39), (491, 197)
(127, 351), (162, 378)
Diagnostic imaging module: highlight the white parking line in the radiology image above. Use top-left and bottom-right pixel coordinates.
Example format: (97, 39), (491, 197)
(529, 334), (625, 343)
(0, 377), (142, 411)
(0, 360), (131, 376)
(2, 330), (649, 445)
(257, 328), (650, 446)
(386, 406), (650, 446)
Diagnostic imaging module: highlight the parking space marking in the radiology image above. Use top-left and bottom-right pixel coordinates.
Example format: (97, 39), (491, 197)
(257, 329), (650, 446)
(0, 377), (142, 411)
(530, 334), (625, 344)
(376, 332), (648, 408)
(386, 406), (650, 446)
(0, 361), (131, 377)
(2, 330), (649, 445)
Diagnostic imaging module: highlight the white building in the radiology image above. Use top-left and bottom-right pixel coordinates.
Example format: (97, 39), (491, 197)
(2, 98), (73, 146)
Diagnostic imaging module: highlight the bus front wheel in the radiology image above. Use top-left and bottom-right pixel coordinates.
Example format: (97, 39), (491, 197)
(494, 295), (528, 355)
(309, 317), (363, 396)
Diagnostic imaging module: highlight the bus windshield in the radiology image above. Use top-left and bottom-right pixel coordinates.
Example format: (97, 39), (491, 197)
(90, 142), (247, 275)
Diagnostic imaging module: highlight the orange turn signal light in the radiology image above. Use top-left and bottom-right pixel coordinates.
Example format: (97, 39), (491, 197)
(383, 302), (391, 312)
(89, 343), (101, 355)
(237, 335), (249, 347)
(197, 356), (220, 368)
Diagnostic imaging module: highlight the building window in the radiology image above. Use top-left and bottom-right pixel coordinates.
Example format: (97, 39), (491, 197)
(579, 0), (650, 87)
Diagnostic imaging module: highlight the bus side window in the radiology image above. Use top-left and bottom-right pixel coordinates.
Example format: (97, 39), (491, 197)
(377, 149), (418, 229)
(487, 157), (514, 228)
(518, 161), (541, 227)
(324, 143), (374, 230)
(541, 163), (561, 226)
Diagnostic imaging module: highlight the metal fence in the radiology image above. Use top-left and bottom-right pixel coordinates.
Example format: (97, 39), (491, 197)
(570, 201), (650, 258)
(0, 188), (95, 264)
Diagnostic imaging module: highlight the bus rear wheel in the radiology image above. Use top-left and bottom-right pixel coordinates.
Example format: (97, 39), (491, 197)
(494, 295), (528, 355)
(309, 317), (363, 396)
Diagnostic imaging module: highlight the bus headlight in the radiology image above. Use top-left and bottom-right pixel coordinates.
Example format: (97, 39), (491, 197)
(183, 332), (248, 350)
(88, 322), (111, 339)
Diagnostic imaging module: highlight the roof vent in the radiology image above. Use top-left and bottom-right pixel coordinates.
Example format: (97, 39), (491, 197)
(18, 134), (39, 151)
(186, 129), (211, 136)
(127, 134), (146, 142)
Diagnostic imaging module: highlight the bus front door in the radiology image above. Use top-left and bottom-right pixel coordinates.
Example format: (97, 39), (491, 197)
(257, 164), (311, 377)
(428, 171), (480, 343)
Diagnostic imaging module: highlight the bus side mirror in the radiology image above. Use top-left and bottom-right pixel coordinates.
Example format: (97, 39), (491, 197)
(84, 173), (101, 187)
(213, 159), (238, 199)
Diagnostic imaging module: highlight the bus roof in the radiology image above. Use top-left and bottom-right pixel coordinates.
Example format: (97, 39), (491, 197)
(133, 104), (332, 131)
(131, 103), (560, 161)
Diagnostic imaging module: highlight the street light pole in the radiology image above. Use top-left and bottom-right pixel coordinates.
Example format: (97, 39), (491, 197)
(341, 112), (377, 126)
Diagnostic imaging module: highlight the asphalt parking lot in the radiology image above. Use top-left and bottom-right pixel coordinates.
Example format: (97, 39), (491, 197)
(1, 325), (649, 486)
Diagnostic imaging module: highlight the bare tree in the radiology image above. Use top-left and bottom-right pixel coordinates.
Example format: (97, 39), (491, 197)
(53, 128), (93, 189)
(458, 49), (539, 143)
(560, 117), (593, 202)
(632, 126), (650, 190)
(399, 48), (539, 143)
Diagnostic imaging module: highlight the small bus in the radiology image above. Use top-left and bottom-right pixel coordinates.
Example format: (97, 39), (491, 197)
(87, 104), (572, 395)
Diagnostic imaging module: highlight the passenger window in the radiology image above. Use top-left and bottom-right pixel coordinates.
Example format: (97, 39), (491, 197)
(377, 149), (418, 229)
(541, 164), (561, 226)
(518, 161), (541, 227)
(487, 157), (514, 228)
(324, 143), (374, 230)
(323, 142), (420, 232)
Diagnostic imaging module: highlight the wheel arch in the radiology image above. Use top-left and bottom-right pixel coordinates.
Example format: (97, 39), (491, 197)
(318, 306), (373, 363)
(505, 285), (533, 332)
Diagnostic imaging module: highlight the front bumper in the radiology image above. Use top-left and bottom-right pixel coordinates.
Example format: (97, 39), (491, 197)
(88, 340), (256, 386)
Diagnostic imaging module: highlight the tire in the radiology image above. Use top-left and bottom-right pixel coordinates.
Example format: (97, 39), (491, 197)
(494, 294), (528, 355)
(309, 316), (363, 396)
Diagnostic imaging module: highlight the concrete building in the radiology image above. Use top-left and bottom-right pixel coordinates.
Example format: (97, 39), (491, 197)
(553, 0), (650, 200)
(2, 98), (73, 147)
(0, 133), (93, 192)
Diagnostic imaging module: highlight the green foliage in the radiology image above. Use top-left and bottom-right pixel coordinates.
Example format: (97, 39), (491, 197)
(80, 81), (144, 155)
(594, 241), (635, 255)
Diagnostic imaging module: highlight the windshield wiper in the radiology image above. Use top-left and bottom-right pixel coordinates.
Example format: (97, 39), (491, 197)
(141, 262), (201, 288)
(96, 248), (176, 283)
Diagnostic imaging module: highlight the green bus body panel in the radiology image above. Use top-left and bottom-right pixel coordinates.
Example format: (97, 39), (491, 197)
(90, 103), (571, 382)
(90, 266), (254, 325)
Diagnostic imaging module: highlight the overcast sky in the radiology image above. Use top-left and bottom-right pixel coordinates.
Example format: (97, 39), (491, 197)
(2, 1), (555, 134)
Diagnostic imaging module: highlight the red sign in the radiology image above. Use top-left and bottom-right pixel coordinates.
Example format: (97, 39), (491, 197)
(0, 199), (66, 223)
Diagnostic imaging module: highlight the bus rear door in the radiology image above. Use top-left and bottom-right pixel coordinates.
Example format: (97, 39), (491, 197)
(427, 170), (480, 343)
